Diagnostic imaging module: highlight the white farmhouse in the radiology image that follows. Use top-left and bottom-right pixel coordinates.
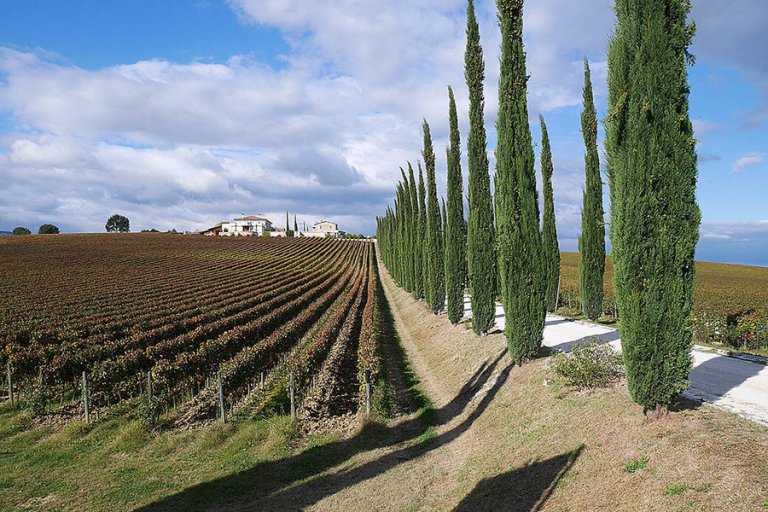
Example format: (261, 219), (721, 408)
(220, 216), (273, 236)
(303, 220), (345, 238)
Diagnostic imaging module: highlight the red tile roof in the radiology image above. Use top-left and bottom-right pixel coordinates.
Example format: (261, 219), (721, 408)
(234, 216), (269, 221)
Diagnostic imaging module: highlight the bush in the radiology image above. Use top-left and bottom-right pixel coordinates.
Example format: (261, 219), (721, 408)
(137, 395), (162, 431)
(12, 227), (31, 235)
(25, 385), (49, 417)
(553, 340), (623, 388)
(556, 306), (582, 318)
(38, 224), (60, 235)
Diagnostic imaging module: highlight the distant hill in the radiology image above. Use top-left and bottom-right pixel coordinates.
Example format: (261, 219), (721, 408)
(0, 231), (11, 236)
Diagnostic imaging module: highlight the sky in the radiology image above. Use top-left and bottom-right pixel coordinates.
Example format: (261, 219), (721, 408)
(0, 0), (766, 265)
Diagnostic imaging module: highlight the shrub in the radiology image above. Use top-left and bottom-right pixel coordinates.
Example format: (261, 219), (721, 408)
(556, 307), (582, 318)
(25, 385), (49, 417)
(622, 456), (648, 473)
(137, 395), (162, 431)
(12, 227), (31, 235)
(553, 340), (623, 388)
(38, 224), (60, 235)
(664, 484), (688, 496)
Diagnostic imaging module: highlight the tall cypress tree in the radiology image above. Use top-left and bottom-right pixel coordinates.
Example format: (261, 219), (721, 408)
(579, 59), (606, 321)
(423, 120), (444, 314)
(465, 0), (497, 334)
(607, 0), (700, 418)
(399, 167), (414, 293)
(407, 163), (423, 299)
(495, 0), (545, 363)
(417, 163), (428, 301)
(540, 115), (560, 313)
(446, 86), (467, 324)
(294, 215), (298, 234)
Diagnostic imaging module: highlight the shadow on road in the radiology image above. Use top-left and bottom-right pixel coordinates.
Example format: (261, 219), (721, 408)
(453, 445), (583, 512)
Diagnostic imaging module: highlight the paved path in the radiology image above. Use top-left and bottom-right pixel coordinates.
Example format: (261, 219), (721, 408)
(462, 295), (768, 425)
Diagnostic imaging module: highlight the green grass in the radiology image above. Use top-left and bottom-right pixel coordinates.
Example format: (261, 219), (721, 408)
(622, 456), (648, 473)
(0, 403), (301, 511)
(664, 483), (689, 496)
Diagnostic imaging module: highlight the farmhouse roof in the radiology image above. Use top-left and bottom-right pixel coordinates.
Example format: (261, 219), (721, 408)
(234, 216), (270, 221)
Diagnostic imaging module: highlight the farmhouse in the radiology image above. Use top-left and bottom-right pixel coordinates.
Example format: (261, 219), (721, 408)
(302, 220), (345, 238)
(220, 216), (273, 236)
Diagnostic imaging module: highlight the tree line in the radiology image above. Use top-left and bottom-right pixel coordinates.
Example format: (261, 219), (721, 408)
(377, 0), (699, 420)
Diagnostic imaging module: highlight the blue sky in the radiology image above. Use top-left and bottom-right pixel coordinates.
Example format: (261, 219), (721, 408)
(1, 0), (766, 265)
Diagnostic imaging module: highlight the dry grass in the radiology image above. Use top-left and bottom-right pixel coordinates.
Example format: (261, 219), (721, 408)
(371, 262), (768, 511)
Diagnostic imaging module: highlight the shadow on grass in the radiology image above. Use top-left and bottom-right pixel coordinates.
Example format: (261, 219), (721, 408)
(138, 263), (512, 511)
(453, 445), (583, 512)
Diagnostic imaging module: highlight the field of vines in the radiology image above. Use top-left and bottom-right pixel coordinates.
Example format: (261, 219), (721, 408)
(0, 234), (382, 428)
(559, 252), (768, 350)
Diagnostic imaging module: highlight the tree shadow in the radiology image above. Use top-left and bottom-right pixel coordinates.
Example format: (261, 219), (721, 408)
(453, 445), (583, 512)
(683, 353), (767, 407)
(547, 330), (621, 353)
(137, 351), (512, 511)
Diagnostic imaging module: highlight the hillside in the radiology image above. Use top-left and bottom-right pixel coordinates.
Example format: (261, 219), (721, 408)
(1, 249), (766, 510)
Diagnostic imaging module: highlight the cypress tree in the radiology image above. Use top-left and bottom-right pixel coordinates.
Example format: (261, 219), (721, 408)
(465, 0), (497, 334)
(495, 0), (546, 363)
(399, 167), (414, 292)
(606, 0), (700, 418)
(539, 115), (560, 313)
(417, 163), (428, 301)
(579, 59), (606, 321)
(423, 120), (445, 314)
(445, 86), (467, 324)
(408, 163), (423, 299)
(294, 215), (298, 234)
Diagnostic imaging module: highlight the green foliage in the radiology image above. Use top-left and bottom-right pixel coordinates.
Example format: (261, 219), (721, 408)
(539, 116), (560, 313)
(106, 214), (130, 233)
(664, 484), (688, 496)
(465, 0), (497, 335)
(445, 86), (467, 325)
(38, 224), (59, 235)
(423, 120), (444, 314)
(408, 163), (423, 300)
(25, 385), (49, 417)
(12, 227), (31, 235)
(494, 0), (546, 362)
(553, 340), (623, 389)
(578, 59), (606, 321)
(606, 0), (700, 412)
(622, 456), (649, 473)
(137, 394), (162, 431)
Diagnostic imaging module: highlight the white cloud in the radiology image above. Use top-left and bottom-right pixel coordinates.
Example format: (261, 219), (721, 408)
(731, 152), (765, 174)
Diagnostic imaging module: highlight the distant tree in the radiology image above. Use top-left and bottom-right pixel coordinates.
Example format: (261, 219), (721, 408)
(445, 86), (467, 325)
(417, 163), (428, 300)
(294, 215), (298, 233)
(465, 0), (497, 335)
(12, 227), (31, 235)
(38, 224), (59, 235)
(540, 115), (560, 312)
(423, 120), (444, 314)
(579, 59), (606, 320)
(106, 214), (130, 233)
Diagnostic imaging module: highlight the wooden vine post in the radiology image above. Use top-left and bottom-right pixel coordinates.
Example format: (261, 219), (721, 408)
(217, 371), (226, 423)
(82, 371), (90, 423)
(6, 365), (13, 405)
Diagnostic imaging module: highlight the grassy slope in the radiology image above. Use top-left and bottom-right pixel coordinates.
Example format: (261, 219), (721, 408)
(2, 257), (767, 511)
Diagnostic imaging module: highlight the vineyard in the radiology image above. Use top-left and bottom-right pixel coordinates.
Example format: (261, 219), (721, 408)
(0, 234), (382, 428)
(558, 252), (768, 350)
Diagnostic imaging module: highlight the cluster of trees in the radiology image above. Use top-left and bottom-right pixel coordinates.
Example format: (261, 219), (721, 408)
(378, 0), (699, 419)
(12, 224), (59, 235)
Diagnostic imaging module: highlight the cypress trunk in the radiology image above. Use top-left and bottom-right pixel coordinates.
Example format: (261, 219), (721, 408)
(465, 0), (497, 334)
(445, 86), (467, 324)
(579, 59), (606, 320)
(539, 115), (560, 313)
(495, 0), (546, 362)
(607, 0), (700, 415)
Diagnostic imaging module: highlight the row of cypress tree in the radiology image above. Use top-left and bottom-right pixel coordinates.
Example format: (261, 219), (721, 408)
(378, 0), (699, 417)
